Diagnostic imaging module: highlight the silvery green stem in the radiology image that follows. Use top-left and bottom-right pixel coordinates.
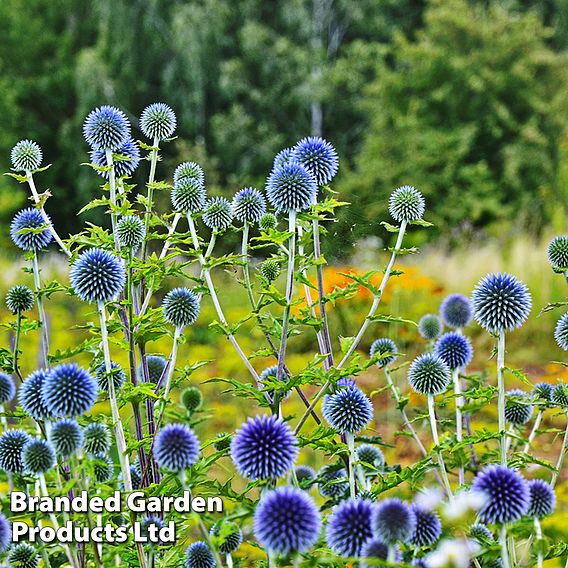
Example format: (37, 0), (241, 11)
(141, 136), (160, 261)
(523, 410), (543, 454)
(105, 149), (119, 248)
(500, 525), (511, 568)
(387, 546), (396, 563)
(292, 556), (300, 568)
(551, 411), (568, 488)
(241, 223), (257, 309)
(226, 554), (234, 568)
(452, 367), (464, 485)
(534, 517), (543, 568)
(497, 330), (507, 466)
(35, 479), (53, 568)
(197, 233), (218, 291)
(13, 311), (23, 382)
(0, 404), (6, 430)
(346, 432), (356, 499)
(428, 394), (452, 497)
(160, 326), (181, 399)
(32, 251), (49, 367)
(268, 553), (277, 568)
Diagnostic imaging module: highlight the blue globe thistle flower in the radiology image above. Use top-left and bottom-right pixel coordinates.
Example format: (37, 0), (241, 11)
(317, 465), (348, 499)
(408, 354), (451, 396)
(140, 516), (165, 546)
(554, 313), (568, 350)
(91, 138), (140, 178)
(213, 432), (232, 452)
(50, 419), (83, 457)
(8, 543), (39, 568)
(469, 523), (494, 542)
(231, 414), (298, 480)
(526, 479), (555, 518)
(171, 177), (207, 214)
(292, 136), (339, 186)
(10, 208), (53, 251)
(181, 386), (203, 413)
(440, 293), (473, 329)
(547, 236), (568, 272)
(293, 464), (316, 488)
(6, 284), (34, 314)
(117, 215), (145, 250)
(22, 438), (55, 474)
(434, 332), (473, 370)
(210, 522), (243, 554)
(259, 259), (281, 282)
(96, 362), (126, 392)
(472, 465), (530, 524)
(0, 429), (30, 473)
(356, 444), (385, 474)
(373, 498), (416, 545)
(254, 486), (321, 555)
(0, 513), (11, 553)
(185, 542), (215, 568)
(140, 102), (176, 140)
(323, 386), (373, 434)
(141, 355), (167, 383)
(504, 389), (533, 425)
(70, 248), (126, 303)
(202, 197), (233, 232)
(92, 453), (114, 483)
(552, 383), (568, 407)
(19, 369), (53, 421)
(326, 498), (374, 557)
(11, 139), (42, 171)
(360, 537), (395, 567)
(336, 377), (357, 389)
(409, 505), (442, 547)
(83, 423), (111, 456)
(389, 185), (425, 222)
(0, 372), (15, 404)
(163, 287), (200, 328)
(369, 338), (398, 368)
(259, 212), (278, 230)
(42, 363), (98, 417)
(83, 106), (130, 151)
(266, 162), (318, 212)
(273, 147), (294, 169)
(418, 314), (442, 340)
(154, 423), (200, 471)
(232, 187), (266, 224)
(533, 382), (553, 402)
(471, 273), (532, 333)
(259, 365), (291, 402)
(174, 161), (205, 185)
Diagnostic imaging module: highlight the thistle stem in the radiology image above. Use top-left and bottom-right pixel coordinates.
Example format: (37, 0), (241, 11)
(105, 149), (119, 248)
(452, 368), (464, 485)
(346, 432), (356, 499)
(227, 553), (234, 568)
(241, 223), (256, 308)
(534, 517), (543, 568)
(551, 410), (568, 488)
(13, 311), (23, 382)
(523, 410), (543, 454)
(428, 394), (452, 497)
(141, 136), (159, 261)
(387, 546), (396, 563)
(497, 330), (507, 466)
(32, 251), (49, 367)
(500, 525), (511, 568)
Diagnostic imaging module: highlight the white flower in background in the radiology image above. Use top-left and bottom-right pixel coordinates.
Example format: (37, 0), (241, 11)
(415, 487), (444, 511)
(426, 538), (480, 568)
(443, 489), (487, 522)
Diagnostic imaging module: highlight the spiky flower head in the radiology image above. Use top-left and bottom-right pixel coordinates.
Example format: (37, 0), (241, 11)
(326, 498), (374, 557)
(6, 285), (34, 314)
(552, 383), (568, 407)
(22, 438), (55, 474)
(547, 236), (568, 272)
(360, 538), (392, 567)
(155, 423), (200, 471)
(50, 419), (83, 457)
(140, 102), (176, 140)
(259, 365), (291, 402)
(92, 453), (114, 483)
(526, 479), (555, 518)
(469, 523), (494, 542)
(96, 362), (126, 392)
(43, 363), (97, 417)
(254, 486), (321, 555)
(472, 465), (529, 524)
(202, 197), (233, 231)
(554, 313), (568, 350)
(259, 212), (278, 230)
(533, 382), (553, 402)
(10, 208), (52, 251)
(19, 369), (53, 421)
(504, 389), (533, 425)
(171, 177), (206, 214)
(292, 136), (339, 186)
(440, 293), (473, 329)
(434, 332), (473, 369)
(210, 522), (243, 554)
(70, 248), (126, 303)
(418, 314), (442, 340)
(471, 273), (532, 333)
(317, 465), (348, 499)
(356, 444), (385, 474)
(0, 373), (15, 404)
(266, 162), (318, 212)
(293, 465), (316, 488)
(11, 139), (42, 171)
(408, 353), (450, 396)
(83, 423), (111, 456)
(322, 386), (373, 434)
(213, 433), (232, 452)
(117, 215), (145, 250)
(259, 259), (281, 282)
(409, 504), (442, 547)
(182, 387), (203, 413)
(0, 513), (11, 553)
(142, 355), (167, 383)
(373, 498), (416, 545)
(83, 106), (130, 151)
(231, 414), (298, 480)
(370, 338), (398, 368)
(139, 516), (165, 546)
(91, 137), (140, 178)
(232, 187), (266, 224)
(389, 185), (425, 222)
(273, 147), (294, 169)
(184, 541), (215, 568)
(0, 429), (30, 473)
(174, 161), (205, 185)
(163, 287), (200, 328)
(8, 543), (39, 568)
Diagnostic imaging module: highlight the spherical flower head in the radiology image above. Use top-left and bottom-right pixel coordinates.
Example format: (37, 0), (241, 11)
(361, 537), (394, 567)
(526, 479), (555, 518)
(8, 543), (39, 568)
(472, 465), (529, 524)
(181, 386), (203, 413)
(92, 453), (114, 482)
(389, 185), (425, 222)
(259, 212), (278, 230)
(213, 433), (232, 452)
(533, 382), (553, 402)
(408, 353), (451, 396)
(547, 236), (568, 272)
(171, 177), (206, 214)
(440, 293), (473, 329)
(50, 419), (83, 457)
(83, 106), (130, 151)
(117, 215), (145, 250)
(19, 369), (53, 421)
(254, 486), (321, 555)
(504, 389), (533, 425)
(409, 504), (442, 547)
(42, 363), (98, 417)
(418, 314), (442, 340)
(155, 423), (200, 471)
(231, 414), (298, 480)
(232, 187), (266, 224)
(326, 498), (374, 556)
(356, 444), (385, 474)
(434, 332), (473, 370)
(292, 136), (339, 186)
(373, 498), (416, 545)
(0, 513), (11, 553)
(83, 423), (111, 456)
(259, 365), (291, 402)
(266, 161), (318, 212)
(210, 522), (243, 554)
(554, 313), (568, 350)
(185, 541), (215, 568)
(11, 139), (42, 171)
(163, 287), (200, 328)
(322, 386), (373, 434)
(174, 161), (205, 185)
(70, 248), (126, 303)
(273, 147), (294, 170)
(469, 523), (494, 542)
(471, 273), (532, 333)
(317, 465), (348, 499)
(6, 284), (34, 314)
(91, 137), (140, 178)
(96, 362), (126, 392)
(140, 102), (176, 140)
(202, 196), (233, 232)
(0, 373), (15, 404)
(369, 338), (398, 368)
(22, 438), (55, 474)
(10, 208), (53, 251)
(293, 465), (316, 488)
(140, 516), (166, 546)
(552, 383), (568, 407)
(142, 355), (167, 383)
(259, 259), (281, 282)
(0, 429), (30, 473)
